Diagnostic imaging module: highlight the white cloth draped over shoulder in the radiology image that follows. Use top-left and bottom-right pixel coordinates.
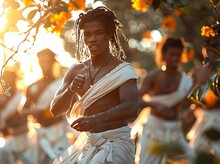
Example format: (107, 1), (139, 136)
(138, 74), (194, 164)
(54, 62), (138, 164)
(67, 62), (139, 123)
(34, 78), (62, 111)
(142, 73), (193, 107)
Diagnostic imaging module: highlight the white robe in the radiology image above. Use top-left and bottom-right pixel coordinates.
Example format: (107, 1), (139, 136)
(54, 62), (138, 164)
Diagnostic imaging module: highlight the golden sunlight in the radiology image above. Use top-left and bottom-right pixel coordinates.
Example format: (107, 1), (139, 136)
(0, 16), (7, 33)
(1, 25), (77, 91)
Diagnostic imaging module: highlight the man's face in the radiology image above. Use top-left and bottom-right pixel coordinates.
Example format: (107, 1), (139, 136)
(83, 21), (110, 58)
(38, 55), (54, 76)
(164, 47), (182, 69)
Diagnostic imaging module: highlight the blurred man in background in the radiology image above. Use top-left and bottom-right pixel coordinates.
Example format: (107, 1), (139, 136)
(138, 36), (195, 164)
(21, 49), (71, 164)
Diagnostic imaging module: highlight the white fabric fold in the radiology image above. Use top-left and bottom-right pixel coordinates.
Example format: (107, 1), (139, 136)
(34, 78), (62, 111)
(54, 126), (135, 164)
(35, 121), (70, 159)
(54, 62), (138, 163)
(142, 73), (193, 107)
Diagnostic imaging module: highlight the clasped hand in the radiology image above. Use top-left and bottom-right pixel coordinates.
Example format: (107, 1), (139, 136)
(71, 115), (98, 132)
(68, 74), (90, 95)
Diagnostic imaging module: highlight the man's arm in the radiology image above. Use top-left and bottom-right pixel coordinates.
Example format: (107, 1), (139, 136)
(139, 72), (153, 108)
(71, 79), (139, 132)
(50, 63), (88, 116)
(50, 68), (77, 116)
(21, 86), (37, 115)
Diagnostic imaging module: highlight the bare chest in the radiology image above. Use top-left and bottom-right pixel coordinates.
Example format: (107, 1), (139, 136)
(84, 88), (120, 116)
(152, 73), (181, 95)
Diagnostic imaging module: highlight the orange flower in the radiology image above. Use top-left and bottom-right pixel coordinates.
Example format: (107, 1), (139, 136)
(204, 90), (218, 108)
(201, 26), (215, 37)
(48, 11), (72, 35)
(160, 15), (177, 31)
(131, 0), (148, 12)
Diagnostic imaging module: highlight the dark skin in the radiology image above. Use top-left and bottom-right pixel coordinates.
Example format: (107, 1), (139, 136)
(22, 54), (64, 127)
(139, 46), (185, 120)
(50, 21), (139, 133)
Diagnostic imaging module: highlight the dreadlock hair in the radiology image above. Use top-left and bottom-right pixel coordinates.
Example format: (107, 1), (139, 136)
(155, 35), (184, 66)
(74, 6), (127, 62)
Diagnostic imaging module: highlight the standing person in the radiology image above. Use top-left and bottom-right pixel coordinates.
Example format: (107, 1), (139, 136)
(50, 6), (139, 164)
(138, 36), (195, 164)
(21, 49), (70, 164)
(187, 45), (220, 159)
(0, 70), (32, 164)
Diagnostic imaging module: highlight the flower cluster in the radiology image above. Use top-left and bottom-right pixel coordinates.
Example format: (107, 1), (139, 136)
(131, 0), (150, 12)
(48, 11), (72, 35)
(2, 0), (86, 36)
(201, 26), (216, 37)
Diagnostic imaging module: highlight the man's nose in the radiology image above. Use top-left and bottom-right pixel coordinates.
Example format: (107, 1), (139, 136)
(89, 34), (97, 42)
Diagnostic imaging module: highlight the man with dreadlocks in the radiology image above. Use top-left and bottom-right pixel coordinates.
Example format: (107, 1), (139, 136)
(50, 6), (139, 164)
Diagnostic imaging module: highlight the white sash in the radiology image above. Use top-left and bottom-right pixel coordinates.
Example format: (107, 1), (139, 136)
(34, 78), (62, 111)
(143, 74), (193, 107)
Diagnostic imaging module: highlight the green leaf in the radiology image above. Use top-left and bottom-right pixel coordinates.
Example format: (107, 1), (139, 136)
(27, 10), (38, 20)
(209, 72), (220, 96)
(187, 86), (207, 108)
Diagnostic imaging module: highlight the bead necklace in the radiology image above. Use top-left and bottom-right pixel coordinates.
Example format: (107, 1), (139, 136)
(89, 55), (113, 87)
